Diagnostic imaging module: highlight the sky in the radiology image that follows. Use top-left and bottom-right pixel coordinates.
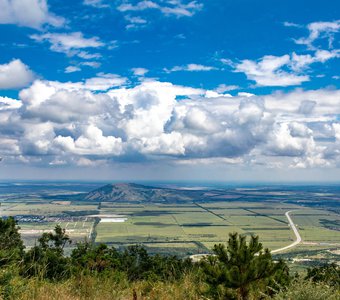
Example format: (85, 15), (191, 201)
(0, 0), (339, 181)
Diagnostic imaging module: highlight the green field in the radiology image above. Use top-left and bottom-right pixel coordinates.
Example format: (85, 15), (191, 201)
(94, 202), (339, 255)
(1, 191), (339, 262)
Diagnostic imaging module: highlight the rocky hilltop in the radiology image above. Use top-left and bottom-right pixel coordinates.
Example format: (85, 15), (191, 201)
(84, 183), (202, 203)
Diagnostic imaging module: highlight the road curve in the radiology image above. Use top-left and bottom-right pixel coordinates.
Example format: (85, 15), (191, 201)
(271, 210), (302, 254)
(190, 210), (301, 261)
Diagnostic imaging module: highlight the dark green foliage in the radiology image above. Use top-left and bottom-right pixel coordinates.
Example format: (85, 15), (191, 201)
(306, 263), (340, 287)
(149, 253), (194, 281)
(120, 245), (153, 281)
(0, 217), (24, 266)
(200, 232), (290, 300)
(71, 242), (121, 273)
(21, 225), (71, 280)
(120, 245), (194, 281)
(71, 242), (194, 282)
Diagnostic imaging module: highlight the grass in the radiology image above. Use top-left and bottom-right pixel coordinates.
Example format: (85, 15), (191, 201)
(3, 271), (339, 300)
(1, 273), (203, 300)
(273, 278), (340, 300)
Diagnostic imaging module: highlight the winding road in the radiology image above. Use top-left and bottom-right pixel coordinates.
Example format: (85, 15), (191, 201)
(271, 210), (302, 254)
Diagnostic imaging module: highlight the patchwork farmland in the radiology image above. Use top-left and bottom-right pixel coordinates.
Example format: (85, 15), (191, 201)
(0, 182), (339, 267)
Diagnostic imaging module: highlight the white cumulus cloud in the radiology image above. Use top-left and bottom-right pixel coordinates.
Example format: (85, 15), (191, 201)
(0, 0), (64, 29)
(131, 67), (149, 76)
(0, 59), (34, 89)
(235, 55), (310, 87)
(234, 49), (339, 87)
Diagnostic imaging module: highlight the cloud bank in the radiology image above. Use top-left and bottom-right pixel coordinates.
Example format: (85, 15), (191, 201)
(1, 76), (340, 170)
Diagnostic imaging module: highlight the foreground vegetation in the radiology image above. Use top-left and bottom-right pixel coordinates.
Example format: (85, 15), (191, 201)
(0, 217), (339, 300)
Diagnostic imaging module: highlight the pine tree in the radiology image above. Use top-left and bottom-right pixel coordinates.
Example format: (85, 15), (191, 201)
(201, 232), (289, 300)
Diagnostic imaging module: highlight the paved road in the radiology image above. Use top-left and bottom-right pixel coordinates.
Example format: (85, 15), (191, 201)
(271, 210), (302, 254)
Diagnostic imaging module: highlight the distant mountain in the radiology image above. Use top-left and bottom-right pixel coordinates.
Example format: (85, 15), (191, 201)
(84, 183), (201, 203)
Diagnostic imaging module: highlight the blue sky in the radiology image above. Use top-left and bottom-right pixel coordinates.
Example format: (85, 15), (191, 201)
(0, 0), (339, 181)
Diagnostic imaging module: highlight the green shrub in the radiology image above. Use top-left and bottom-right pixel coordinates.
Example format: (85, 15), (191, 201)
(306, 263), (340, 287)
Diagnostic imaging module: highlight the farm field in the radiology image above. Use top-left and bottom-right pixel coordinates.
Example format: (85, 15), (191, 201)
(0, 181), (339, 266)
(95, 202), (339, 254)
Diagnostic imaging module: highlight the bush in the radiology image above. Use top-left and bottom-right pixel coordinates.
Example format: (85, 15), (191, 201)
(306, 263), (340, 287)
